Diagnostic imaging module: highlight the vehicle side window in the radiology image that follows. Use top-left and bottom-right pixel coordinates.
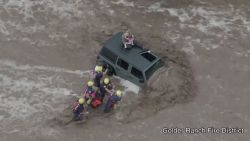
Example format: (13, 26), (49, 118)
(131, 67), (143, 79)
(101, 48), (117, 63)
(117, 58), (129, 70)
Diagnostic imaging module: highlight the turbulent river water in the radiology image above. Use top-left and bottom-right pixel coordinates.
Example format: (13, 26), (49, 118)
(0, 0), (250, 141)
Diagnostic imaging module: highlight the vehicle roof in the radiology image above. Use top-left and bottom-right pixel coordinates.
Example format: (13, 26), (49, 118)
(103, 32), (160, 71)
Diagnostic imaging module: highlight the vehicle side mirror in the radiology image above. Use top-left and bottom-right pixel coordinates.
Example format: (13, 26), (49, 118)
(139, 79), (144, 83)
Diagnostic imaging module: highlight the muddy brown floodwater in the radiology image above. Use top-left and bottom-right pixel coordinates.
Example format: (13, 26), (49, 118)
(0, 0), (250, 141)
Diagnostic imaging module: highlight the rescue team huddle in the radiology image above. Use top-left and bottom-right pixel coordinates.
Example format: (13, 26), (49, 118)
(72, 31), (137, 121)
(72, 65), (123, 121)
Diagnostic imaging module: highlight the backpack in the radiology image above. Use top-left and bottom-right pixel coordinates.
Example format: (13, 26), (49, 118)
(91, 98), (102, 108)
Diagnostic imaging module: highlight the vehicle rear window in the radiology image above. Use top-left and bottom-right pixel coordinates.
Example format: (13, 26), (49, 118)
(117, 58), (129, 70)
(100, 47), (117, 63)
(141, 51), (156, 62)
(145, 60), (164, 80)
(131, 67), (143, 79)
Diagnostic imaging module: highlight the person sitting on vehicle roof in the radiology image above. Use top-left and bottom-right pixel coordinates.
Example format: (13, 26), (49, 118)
(104, 90), (123, 113)
(122, 31), (144, 49)
(122, 31), (135, 49)
(99, 77), (114, 99)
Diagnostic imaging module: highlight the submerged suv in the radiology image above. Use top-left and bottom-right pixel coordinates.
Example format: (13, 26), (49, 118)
(97, 32), (165, 87)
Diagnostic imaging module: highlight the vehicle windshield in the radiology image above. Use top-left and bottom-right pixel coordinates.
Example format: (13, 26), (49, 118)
(145, 59), (164, 80)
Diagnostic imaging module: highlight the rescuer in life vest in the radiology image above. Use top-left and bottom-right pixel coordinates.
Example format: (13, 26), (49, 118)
(72, 98), (85, 121)
(83, 80), (95, 94)
(93, 65), (104, 88)
(84, 88), (96, 106)
(104, 90), (123, 113)
(99, 77), (114, 99)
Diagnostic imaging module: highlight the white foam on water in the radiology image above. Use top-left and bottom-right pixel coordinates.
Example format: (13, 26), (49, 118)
(111, 0), (134, 7)
(114, 76), (140, 94)
(99, 0), (106, 6)
(120, 80), (140, 94)
(47, 0), (85, 19)
(0, 60), (90, 77)
(147, 2), (167, 13)
(167, 8), (192, 23)
(0, 59), (92, 132)
(0, 0), (89, 39)
(2, 129), (20, 134)
(0, 20), (10, 35)
(0, 74), (72, 119)
(182, 42), (195, 55)
(4, 0), (35, 20)
(166, 6), (250, 35)
(159, 5), (250, 53)
(108, 9), (115, 15)
(4, 0), (85, 19)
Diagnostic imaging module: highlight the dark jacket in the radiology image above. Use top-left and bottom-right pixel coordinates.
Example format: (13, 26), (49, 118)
(100, 83), (113, 98)
(94, 72), (103, 87)
(74, 104), (84, 115)
(104, 95), (121, 112)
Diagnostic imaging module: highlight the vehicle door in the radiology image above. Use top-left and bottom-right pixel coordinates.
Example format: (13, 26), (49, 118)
(129, 66), (145, 86)
(115, 57), (131, 80)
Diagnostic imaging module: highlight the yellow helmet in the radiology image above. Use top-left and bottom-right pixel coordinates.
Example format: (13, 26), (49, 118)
(94, 66), (99, 72)
(78, 98), (85, 104)
(95, 65), (103, 72)
(104, 77), (110, 84)
(116, 90), (123, 97)
(87, 80), (94, 87)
